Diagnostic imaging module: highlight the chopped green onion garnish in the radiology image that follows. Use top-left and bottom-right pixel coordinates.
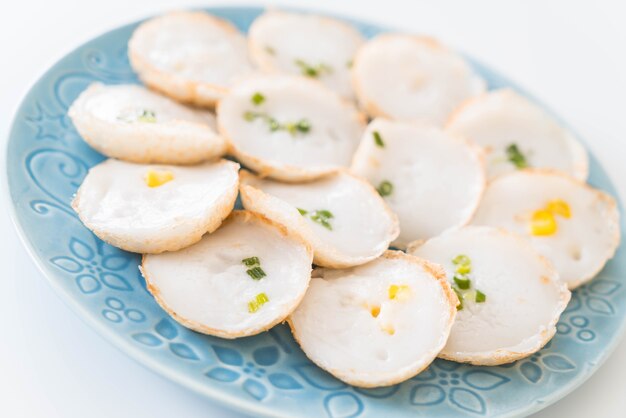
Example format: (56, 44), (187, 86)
(138, 109), (156, 123)
(285, 123), (297, 135)
(452, 254), (470, 266)
(296, 119), (311, 133)
(269, 118), (280, 131)
(295, 59), (333, 78)
(243, 111), (311, 136)
(299, 209), (334, 230)
(456, 264), (471, 275)
(452, 254), (472, 274)
(346, 60), (353, 69)
(303, 67), (317, 77)
(317, 220), (332, 230)
(449, 254), (486, 306)
(506, 143), (528, 169)
(285, 119), (311, 136)
(377, 180), (393, 197)
(310, 209), (334, 231)
(373, 131), (385, 148)
(295, 59), (317, 77)
(243, 111), (257, 122)
(246, 266), (266, 280)
(248, 293), (269, 313)
(453, 276), (471, 290)
(315, 209), (332, 218)
(242, 256), (260, 267)
(251, 92), (265, 106)
(242, 257), (265, 280)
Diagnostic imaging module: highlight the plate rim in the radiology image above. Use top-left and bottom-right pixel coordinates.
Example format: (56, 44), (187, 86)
(5, 5), (626, 418)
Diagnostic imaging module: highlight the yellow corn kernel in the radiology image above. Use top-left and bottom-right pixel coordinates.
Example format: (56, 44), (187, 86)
(381, 324), (395, 335)
(370, 305), (381, 318)
(388, 284), (411, 301)
(144, 170), (174, 188)
(530, 209), (557, 236)
(546, 199), (571, 219)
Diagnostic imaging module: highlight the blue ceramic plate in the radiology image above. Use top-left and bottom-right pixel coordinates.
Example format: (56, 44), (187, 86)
(6, 6), (626, 418)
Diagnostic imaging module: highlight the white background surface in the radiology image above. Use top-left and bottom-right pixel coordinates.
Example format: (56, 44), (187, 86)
(1, 0), (626, 417)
